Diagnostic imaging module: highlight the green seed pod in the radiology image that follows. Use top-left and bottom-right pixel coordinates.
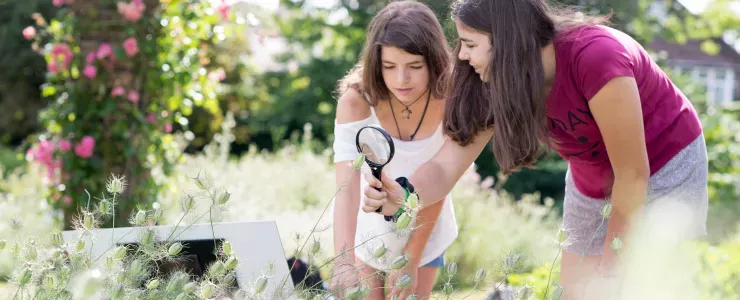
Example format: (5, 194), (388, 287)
(217, 191), (231, 205)
(140, 229), (154, 246)
(113, 246), (127, 260)
(147, 279), (160, 290)
(201, 281), (215, 298)
(396, 212), (412, 230)
(352, 154), (365, 170)
(407, 193), (419, 209)
(223, 272), (236, 286)
(208, 261), (226, 277)
(446, 262), (457, 275)
(98, 199), (111, 215)
(391, 255), (408, 270)
(111, 284), (124, 299)
(195, 174), (208, 190)
(226, 256), (239, 270)
(175, 293), (188, 300)
(222, 241), (233, 255)
(474, 268), (487, 283)
(396, 274), (412, 288)
(311, 239), (321, 255)
(611, 237), (623, 252)
(254, 275), (268, 294)
(83, 212), (94, 230)
(18, 268), (31, 286)
(373, 244), (387, 258)
(134, 210), (146, 226)
(0, 239), (6, 250)
(183, 282), (196, 294)
(75, 239), (86, 252)
(43, 273), (56, 288)
(442, 283), (454, 296)
(51, 232), (63, 247)
(601, 203), (613, 219)
(168, 243), (183, 256)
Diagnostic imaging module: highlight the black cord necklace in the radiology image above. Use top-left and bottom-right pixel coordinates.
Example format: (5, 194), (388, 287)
(389, 90), (431, 141)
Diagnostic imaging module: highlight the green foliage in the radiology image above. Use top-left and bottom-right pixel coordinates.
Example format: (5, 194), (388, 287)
(23, 0), (228, 229)
(0, 0), (58, 145)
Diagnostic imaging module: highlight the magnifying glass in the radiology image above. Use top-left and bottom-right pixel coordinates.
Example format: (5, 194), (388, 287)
(355, 125), (395, 214)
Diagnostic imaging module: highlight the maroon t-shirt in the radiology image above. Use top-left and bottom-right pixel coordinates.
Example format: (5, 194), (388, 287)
(546, 25), (703, 199)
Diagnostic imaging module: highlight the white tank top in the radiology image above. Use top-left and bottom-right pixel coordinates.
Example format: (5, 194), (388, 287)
(332, 107), (458, 271)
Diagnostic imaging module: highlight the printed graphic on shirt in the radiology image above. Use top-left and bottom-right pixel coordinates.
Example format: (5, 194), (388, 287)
(549, 107), (604, 160)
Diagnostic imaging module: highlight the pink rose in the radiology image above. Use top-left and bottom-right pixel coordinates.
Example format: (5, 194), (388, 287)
(123, 38), (138, 57)
(165, 122), (173, 133)
(22, 26), (36, 40)
(112, 87), (125, 97)
(59, 139), (71, 151)
(117, 0), (145, 21)
(217, 0), (230, 21)
(52, 0), (64, 7)
(48, 44), (73, 75)
(96, 43), (113, 60)
(83, 65), (97, 79)
(74, 136), (95, 158)
(86, 52), (96, 64)
(127, 90), (139, 103)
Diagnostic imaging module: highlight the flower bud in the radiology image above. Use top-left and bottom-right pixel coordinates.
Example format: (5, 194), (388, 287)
(396, 212), (412, 230)
(168, 243), (183, 256)
(391, 255), (408, 270)
(217, 191), (231, 205)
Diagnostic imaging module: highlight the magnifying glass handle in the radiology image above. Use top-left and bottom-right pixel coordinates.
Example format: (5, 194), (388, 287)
(370, 166), (385, 213)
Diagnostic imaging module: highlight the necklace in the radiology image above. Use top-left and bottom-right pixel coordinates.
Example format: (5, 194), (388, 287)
(396, 91), (426, 119)
(389, 90), (430, 141)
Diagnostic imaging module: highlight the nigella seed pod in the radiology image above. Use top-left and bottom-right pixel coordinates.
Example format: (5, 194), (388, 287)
(474, 268), (487, 283)
(134, 210), (146, 225)
(611, 237), (623, 252)
(201, 281), (215, 298)
(222, 241), (233, 255)
(396, 274), (412, 288)
(208, 261), (226, 277)
(168, 243), (183, 256)
(446, 262), (458, 275)
(442, 283), (454, 296)
(141, 229), (154, 246)
(51, 232), (63, 247)
(183, 282), (196, 294)
(391, 255), (408, 270)
(601, 203), (613, 219)
(147, 279), (160, 290)
(352, 154), (365, 170)
(226, 256), (239, 270)
(373, 243), (387, 258)
(113, 246), (127, 260)
(83, 212), (94, 230)
(217, 191), (231, 205)
(195, 174), (208, 190)
(98, 199), (111, 215)
(254, 275), (268, 294)
(396, 212), (412, 230)
(18, 268), (31, 286)
(75, 239), (86, 252)
(406, 193), (418, 209)
(311, 239), (321, 255)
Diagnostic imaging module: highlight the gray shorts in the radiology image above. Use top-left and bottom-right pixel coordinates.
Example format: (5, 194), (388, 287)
(562, 134), (708, 256)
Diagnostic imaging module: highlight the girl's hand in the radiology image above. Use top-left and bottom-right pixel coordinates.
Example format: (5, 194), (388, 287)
(386, 262), (418, 300)
(362, 171), (406, 216)
(329, 262), (360, 298)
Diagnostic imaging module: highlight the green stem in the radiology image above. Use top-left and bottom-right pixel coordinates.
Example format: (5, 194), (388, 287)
(543, 249), (561, 300)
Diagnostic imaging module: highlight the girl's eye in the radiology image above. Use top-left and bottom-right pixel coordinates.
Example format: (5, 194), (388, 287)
(465, 44), (476, 49)
(410, 66), (423, 70)
(383, 65), (395, 70)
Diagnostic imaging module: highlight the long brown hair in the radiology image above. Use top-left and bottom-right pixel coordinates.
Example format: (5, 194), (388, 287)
(336, 1), (450, 105)
(444, 0), (609, 173)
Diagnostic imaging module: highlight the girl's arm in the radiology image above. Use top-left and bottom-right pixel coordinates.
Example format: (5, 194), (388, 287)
(404, 199), (445, 265)
(361, 128), (493, 215)
(333, 88), (373, 263)
(587, 76), (649, 270)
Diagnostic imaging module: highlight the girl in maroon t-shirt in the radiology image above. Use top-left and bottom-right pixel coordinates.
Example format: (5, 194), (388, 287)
(360, 0), (708, 299)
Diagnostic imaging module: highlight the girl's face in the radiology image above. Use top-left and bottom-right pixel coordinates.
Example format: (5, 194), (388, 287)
(455, 19), (492, 82)
(380, 46), (430, 104)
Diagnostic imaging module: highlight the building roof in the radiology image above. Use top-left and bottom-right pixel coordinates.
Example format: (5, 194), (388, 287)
(649, 37), (740, 67)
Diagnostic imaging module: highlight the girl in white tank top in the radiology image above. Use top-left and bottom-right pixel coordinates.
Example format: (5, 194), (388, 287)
(329, 2), (460, 299)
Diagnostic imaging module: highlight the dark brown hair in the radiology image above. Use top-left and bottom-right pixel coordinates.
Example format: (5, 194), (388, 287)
(336, 1), (450, 105)
(444, 0), (609, 173)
